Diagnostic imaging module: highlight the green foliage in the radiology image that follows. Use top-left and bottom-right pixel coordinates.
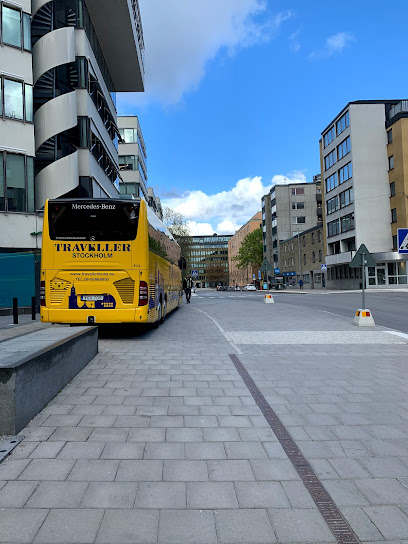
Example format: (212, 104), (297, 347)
(149, 236), (168, 259)
(233, 228), (263, 269)
(163, 207), (192, 261)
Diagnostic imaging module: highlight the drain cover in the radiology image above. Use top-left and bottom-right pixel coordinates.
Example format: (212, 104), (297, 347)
(0, 435), (23, 463)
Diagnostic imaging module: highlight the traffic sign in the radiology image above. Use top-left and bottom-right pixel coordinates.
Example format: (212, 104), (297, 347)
(398, 229), (408, 254)
(258, 270), (261, 279)
(274, 268), (280, 274)
(260, 258), (273, 273)
(321, 264), (327, 271)
(191, 270), (198, 277)
(349, 244), (376, 268)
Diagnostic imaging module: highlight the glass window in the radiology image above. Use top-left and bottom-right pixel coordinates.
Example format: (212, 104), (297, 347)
(6, 154), (25, 211)
(387, 129), (393, 144)
(392, 235), (398, 250)
(4, 79), (24, 120)
(2, 6), (21, 47)
(390, 182), (396, 197)
(391, 208), (397, 223)
(23, 13), (31, 50)
(318, 230), (321, 241)
(24, 84), (33, 122)
(319, 250), (322, 262)
(27, 157), (34, 212)
(0, 154), (4, 211)
(389, 155), (394, 170)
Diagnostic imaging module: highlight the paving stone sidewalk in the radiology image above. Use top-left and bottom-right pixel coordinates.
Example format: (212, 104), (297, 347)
(0, 296), (408, 543)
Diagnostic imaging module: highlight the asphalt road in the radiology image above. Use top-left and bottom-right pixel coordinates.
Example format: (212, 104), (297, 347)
(196, 289), (408, 333)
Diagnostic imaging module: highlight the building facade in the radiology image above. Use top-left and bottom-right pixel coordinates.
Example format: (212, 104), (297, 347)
(320, 100), (408, 289)
(279, 225), (325, 289)
(118, 115), (148, 201)
(262, 177), (322, 270)
(0, 0), (145, 307)
(228, 212), (262, 287)
(185, 235), (232, 288)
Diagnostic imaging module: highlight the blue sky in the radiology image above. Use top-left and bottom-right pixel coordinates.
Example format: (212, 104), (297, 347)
(118, 0), (408, 234)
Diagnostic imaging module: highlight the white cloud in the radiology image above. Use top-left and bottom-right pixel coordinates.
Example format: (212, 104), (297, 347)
(162, 172), (308, 235)
(309, 32), (355, 61)
(118, 1), (293, 107)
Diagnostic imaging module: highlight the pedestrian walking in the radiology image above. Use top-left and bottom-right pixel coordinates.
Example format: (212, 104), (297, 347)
(183, 274), (193, 303)
(299, 279), (303, 290)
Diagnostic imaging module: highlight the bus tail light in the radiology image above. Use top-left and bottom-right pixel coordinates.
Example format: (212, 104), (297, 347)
(139, 281), (148, 306)
(40, 281), (46, 306)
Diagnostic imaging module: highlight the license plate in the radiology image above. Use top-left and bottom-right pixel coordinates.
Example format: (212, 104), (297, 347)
(81, 295), (104, 301)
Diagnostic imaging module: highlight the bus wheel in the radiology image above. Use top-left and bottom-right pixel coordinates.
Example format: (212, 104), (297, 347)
(154, 303), (162, 328)
(160, 300), (166, 324)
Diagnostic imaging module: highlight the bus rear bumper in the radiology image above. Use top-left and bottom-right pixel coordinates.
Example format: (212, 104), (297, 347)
(41, 307), (149, 324)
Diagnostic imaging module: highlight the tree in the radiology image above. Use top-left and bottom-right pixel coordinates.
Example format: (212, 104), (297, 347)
(233, 228), (263, 270)
(163, 207), (192, 268)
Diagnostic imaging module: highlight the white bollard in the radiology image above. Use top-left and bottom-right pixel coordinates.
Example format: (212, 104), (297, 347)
(264, 294), (274, 304)
(352, 309), (375, 327)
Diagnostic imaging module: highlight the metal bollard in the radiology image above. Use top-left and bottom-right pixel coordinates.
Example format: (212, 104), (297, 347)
(32, 296), (36, 321)
(13, 298), (18, 325)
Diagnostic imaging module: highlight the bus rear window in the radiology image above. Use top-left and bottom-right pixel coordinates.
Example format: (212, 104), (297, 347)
(48, 201), (140, 241)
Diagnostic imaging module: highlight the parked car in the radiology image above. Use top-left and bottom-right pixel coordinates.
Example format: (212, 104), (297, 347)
(226, 286), (234, 291)
(234, 286), (241, 291)
(242, 284), (256, 291)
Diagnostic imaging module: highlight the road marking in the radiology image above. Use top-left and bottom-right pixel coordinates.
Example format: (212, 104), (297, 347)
(189, 306), (243, 354)
(227, 330), (408, 345)
(384, 330), (408, 340)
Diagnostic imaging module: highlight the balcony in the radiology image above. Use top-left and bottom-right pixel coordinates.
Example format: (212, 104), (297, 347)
(85, 0), (145, 92)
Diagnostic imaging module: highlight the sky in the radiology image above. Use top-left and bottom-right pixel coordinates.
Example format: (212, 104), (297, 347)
(118, 0), (408, 235)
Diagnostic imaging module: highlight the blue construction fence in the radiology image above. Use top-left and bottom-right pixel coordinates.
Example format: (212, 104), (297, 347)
(0, 252), (40, 308)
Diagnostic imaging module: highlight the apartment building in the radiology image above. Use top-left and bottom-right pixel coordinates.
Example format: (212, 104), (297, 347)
(185, 235), (232, 288)
(320, 100), (408, 289)
(0, 0), (145, 307)
(262, 176), (322, 270)
(279, 225), (325, 289)
(228, 212), (262, 287)
(118, 115), (148, 202)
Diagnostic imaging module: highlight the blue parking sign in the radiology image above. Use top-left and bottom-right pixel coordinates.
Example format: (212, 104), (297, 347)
(398, 229), (408, 254)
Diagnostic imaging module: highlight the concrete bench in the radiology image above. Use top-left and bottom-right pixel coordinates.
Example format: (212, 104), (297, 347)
(0, 326), (98, 435)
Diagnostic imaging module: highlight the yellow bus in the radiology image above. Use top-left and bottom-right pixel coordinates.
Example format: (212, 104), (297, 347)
(40, 198), (182, 325)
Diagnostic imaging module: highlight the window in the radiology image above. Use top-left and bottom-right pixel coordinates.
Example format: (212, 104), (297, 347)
(318, 230), (321, 242)
(311, 233), (315, 244)
(312, 251), (316, 263)
(2, 5), (21, 47)
(336, 111), (349, 136)
(326, 172), (338, 192)
(390, 182), (396, 197)
(327, 219), (340, 237)
(291, 257), (294, 265)
(327, 196), (338, 215)
(302, 236), (306, 247)
(324, 150), (336, 171)
(391, 208), (397, 223)
(0, 77), (33, 122)
(319, 250), (322, 262)
(389, 156), (394, 170)
(339, 187), (354, 208)
(341, 213), (354, 233)
(392, 235), (398, 250)
(119, 155), (138, 170)
(387, 129), (393, 144)
(303, 254), (306, 265)
(337, 136), (351, 160)
(339, 162), (353, 184)
(324, 126), (336, 148)
(0, 152), (34, 213)
(291, 188), (305, 195)
(292, 202), (305, 209)
(293, 217), (306, 224)
(119, 128), (137, 143)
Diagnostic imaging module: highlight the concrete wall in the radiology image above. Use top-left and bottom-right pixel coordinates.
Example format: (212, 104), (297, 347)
(351, 104), (392, 253)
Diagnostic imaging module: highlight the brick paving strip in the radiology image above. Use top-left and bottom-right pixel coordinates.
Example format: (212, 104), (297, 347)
(230, 353), (361, 544)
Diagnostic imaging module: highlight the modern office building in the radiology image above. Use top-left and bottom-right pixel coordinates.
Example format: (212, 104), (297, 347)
(118, 115), (148, 201)
(0, 0), (145, 307)
(262, 177), (322, 270)
(185, 235), (232, 288)
(228, 212), (262, 287)
(320, 100), (408, 289)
